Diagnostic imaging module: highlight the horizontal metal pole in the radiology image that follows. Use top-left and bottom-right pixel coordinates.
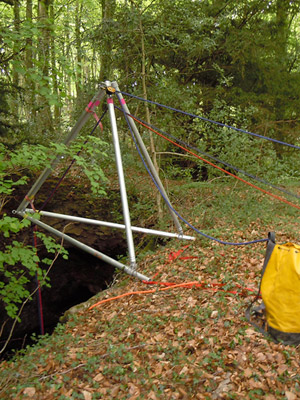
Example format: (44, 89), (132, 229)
(24, 209), (196, 241)
(19, 213), (150, 282)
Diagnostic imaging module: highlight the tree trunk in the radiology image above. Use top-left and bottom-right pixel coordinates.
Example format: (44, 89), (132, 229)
(75, 0), (83, 99)
(99, 0), (116, 82)
(275, 0), (289, 65)
(36, 0), (53, 138)
(274, 0), (290, 153)
(137, 8), (163, 220)
(25, 0), (36, 121)
(12, 0), (20, 87)
(50, 1), (60, 125)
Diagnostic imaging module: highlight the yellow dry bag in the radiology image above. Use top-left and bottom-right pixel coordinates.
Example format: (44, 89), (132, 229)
(247, 232), (300, 345)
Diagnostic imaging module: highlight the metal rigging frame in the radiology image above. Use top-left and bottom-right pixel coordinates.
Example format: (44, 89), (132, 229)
(15, 81), (195, 282)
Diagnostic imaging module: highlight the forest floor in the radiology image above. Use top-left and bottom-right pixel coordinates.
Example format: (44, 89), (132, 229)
(0, 180), (300, 399)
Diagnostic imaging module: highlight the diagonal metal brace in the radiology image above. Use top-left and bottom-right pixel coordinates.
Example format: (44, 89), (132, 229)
(18, 212), (151, 282)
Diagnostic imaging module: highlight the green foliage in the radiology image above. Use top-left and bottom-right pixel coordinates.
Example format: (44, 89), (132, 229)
(0, 80), (14, 139)
(192, 98), (277, 180)
(49, 135), (109, 196)
(0, 211), (70, 320)
(0, 137), (105, 323)
(0, 134), (108, 323)
(0, 214), (31, 238)
(0, 238), (41, 320)
(1, 0), (300, 168)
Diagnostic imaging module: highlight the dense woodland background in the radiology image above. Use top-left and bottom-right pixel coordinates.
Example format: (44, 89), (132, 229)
(1, 0), (300, 179)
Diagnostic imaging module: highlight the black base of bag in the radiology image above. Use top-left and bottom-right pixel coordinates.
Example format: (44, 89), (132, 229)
(268, 326), (300, 346)
(246, 301), (300, 346)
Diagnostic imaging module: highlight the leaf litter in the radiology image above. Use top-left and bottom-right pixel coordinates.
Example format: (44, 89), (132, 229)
(0, 227), (300, 399)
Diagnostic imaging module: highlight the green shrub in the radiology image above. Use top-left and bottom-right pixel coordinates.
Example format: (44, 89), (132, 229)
(0, 136), (108, 323)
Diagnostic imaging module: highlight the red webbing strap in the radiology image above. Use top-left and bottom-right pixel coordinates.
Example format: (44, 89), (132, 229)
(145, 246), (257, 296)
(86, 100), (104, 132)
(25, 195), (37, 212)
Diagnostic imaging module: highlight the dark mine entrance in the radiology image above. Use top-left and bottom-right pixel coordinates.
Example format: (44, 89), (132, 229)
(0, 174), (131, 360)
(0, 230), (128, 361)
(0, 173), (131, 359)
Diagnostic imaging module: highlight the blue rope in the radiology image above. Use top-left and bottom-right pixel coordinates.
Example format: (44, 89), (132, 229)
(114, 106), (300, 202)
(117, 105), (268, 246)
(119, 91), (300, 151)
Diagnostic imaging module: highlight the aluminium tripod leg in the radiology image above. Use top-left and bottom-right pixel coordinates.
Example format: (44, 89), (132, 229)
(18, 214), (149, 281)
(16, 87), (107, 213)
(112, 81), (183, 235)
(106, 91), (136, 269)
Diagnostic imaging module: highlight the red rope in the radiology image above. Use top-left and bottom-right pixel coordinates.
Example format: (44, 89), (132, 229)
(33, 226), (45, 335)
(143, 248), (257, 296)
(129, 114), (300, 211)
(26, 196), (45, 335)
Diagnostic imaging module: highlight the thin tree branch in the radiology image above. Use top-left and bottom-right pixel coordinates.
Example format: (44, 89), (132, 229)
(141, 0), (157, 15)
(0, 47), (26, 65)
(156, 152), (195, 159)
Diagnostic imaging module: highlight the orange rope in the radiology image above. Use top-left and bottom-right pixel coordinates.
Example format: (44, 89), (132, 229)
(88, 245), (258, 311)
(88, 281), (199, 310)
(88, 280), (256, 310)
(129, 114), (300, 211)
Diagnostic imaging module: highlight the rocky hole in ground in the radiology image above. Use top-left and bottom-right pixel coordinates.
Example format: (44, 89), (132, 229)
(0, 174), (155, 360)
(0, 238), (127, 360)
